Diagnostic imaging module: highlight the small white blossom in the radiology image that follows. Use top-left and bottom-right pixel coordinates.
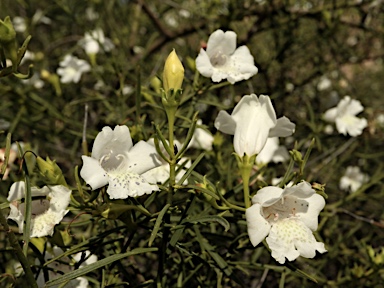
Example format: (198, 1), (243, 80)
(80, 125), (161, 199)
(196, 29), (258, 84)
(323, 96), (367, 137)
(340, 166), (369, 193)
(57, 54), (91, 83)
(78, 28), (114, 55)
(317, 76), (332, 91)
(7, 182), (71, 238)
(188, 119), (214, 151)
(246, 181), (327, 264)
(214, 94), (295, 157)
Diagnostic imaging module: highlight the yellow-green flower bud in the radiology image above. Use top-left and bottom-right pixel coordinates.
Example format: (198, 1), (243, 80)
(36, 156), (67, 186)
(0, 16), (16, 45)
(163, 49), (184, 92)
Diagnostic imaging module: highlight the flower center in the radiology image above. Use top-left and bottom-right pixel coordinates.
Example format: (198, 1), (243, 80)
(19, 199), (50, 219)
(209, 50), (228, 67)
(100, 150), (127, 171)
(262, 195), (309, 223)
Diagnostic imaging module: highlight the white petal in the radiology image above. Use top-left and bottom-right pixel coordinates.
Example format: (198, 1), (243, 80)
(189, 121), (214, 151)
(126, 140), (162, 174)
(31, 209), (69, 237)
(246, 204), (271, 247)
(266, 218), (326, 264)
(196, 49), (214, 78)
(214, 110), (236, 135)
(206, 30), (237, 57)
(7, 181), (26, 202)
(47, 185), (72, 212)
(336, 115), (367, 137)
(283, 181), (315, 199)
(268, 116), (295, 138)
(323, 107), (338, 123)
(232, 95), (276, 156)
(92, 125), (133, 160)
(271, 145), (290, 163)
(80, 156), (109, 189)
(298, 193), (325, 231)
(252, 186), (284, 206)
(256, 137), (279, 164)
(226, 46), (258, 83)
(337, 96), (364, 116)
(107, 171), (159, 199)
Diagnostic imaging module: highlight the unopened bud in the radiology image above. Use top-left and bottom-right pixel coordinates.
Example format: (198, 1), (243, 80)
(36, 156), (67, 186)
(0, 16), (16, 45)
(163, 49), (184, 92)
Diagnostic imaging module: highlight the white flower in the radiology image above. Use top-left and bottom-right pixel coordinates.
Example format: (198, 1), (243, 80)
(188, 119), (214, 151)
(340, 166), (369, 193)
(142, 139), (191, 185)
(214, 94), (295, 156)
(246, 181), (327, 264)
(80, 125), (161, 199)
(195, 29), (258, 84)
(57, 55), (91, 83)
(78, 28), (114, 55)
(7, 181), (71, 238)
(256, 137), (290, 165)
(323, 96), (367, 137)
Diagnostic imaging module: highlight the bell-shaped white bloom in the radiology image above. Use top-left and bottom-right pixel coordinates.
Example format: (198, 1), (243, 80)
(78, 28), (114, 55)
(340, 166), (369, 193)
(246, 181), (327, 264)
(142, 139), (191, 185)
(188, 119), (214, 151)
(196, 29), (258, 84)
(80, 125), (161, 199)
(323, 96), (367, 137)
(214, 94), (295, 157)
(57, 54), (91, 83)
(7, 181), (71, 238)
(256, 137), (290, 165)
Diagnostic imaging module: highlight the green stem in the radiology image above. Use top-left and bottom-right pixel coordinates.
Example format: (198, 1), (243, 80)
(0, 213), (38, 288)
(236, 154), (256, 209)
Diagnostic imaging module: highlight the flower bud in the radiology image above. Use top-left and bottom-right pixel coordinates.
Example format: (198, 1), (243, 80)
(163, 49), (184, 92)
(0, 16), (16, 45)
(36, 156), (67, 186)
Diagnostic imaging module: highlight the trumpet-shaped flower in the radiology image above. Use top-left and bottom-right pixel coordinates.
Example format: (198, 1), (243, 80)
(78, 28), (114, 55)
(323, 96), (367, 137)
(196, 29), (258, 84)
(339, 166), (369, 193)
(80, 125), (161, 199)
(246, 182), (327, 264)
(57, 54), (91, 83)
(214, 94), (295, 157)
(7, 181), (71, 238)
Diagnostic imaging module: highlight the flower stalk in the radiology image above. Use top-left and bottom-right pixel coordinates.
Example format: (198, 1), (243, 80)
(235, 153), (256, 208)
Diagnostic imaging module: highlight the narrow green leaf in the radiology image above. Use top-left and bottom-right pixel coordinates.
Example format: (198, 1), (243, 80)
(45, 248), (158, 287)
(183, 215), (230, 232)
(148, 204), (170, 247)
